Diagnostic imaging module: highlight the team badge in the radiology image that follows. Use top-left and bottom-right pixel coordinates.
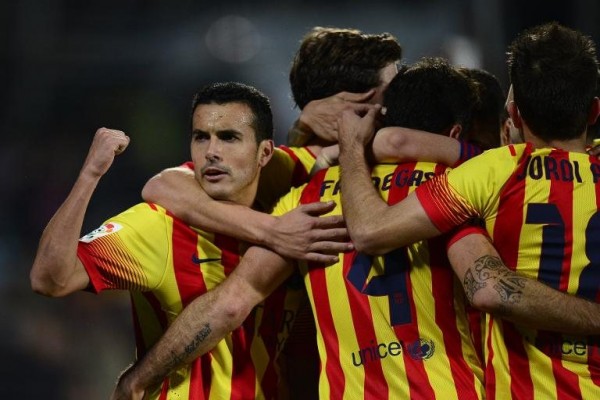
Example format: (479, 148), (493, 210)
(80, 223), (122, 243)
(407, 338), (435, 360)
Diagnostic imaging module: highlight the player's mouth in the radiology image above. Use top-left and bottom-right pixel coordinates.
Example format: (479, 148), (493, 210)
(201, 166), (229, 182)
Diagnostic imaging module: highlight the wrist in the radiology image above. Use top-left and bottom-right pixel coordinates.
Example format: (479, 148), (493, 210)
(257, 215), (279, 248)
(339, 142), (366, 164)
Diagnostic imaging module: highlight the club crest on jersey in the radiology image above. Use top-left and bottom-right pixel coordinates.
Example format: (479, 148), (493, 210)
(407, 338), (435, 360)
(80, 223), (122, 243)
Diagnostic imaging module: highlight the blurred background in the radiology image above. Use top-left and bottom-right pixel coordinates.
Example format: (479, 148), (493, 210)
(2, 0), (599, 398)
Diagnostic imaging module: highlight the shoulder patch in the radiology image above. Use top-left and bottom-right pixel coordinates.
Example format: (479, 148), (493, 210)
(80, 222), (122, 243)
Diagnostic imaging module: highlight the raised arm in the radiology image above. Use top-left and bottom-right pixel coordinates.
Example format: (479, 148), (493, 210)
(338, 107), (441, 255)
(448, 232), (600, 335)
(30, 128), (129, 297)
(142, 167), (351, 263)
(111, 246), (293, 400)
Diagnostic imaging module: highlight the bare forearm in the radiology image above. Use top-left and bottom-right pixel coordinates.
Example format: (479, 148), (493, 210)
(372, 127), (461, 165)
(124, 288), (244, 390)
(464, 255), (600, 335)
(143, 170), (275, 246)
(339, 143), (386, 246)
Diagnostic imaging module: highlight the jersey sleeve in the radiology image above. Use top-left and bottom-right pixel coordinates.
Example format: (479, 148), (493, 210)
(416, 144), (526, 233)
(77, 202), (171, 293)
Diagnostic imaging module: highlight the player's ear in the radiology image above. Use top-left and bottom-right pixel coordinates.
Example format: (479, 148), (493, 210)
(448, 124), (462, 139)
(507, 101), (523, 129)
(258, 139), (275, 168)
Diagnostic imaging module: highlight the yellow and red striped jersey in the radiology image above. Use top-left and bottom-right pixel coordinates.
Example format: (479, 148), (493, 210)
(77, 202), (305, 400)
(256, 145), (316, 212)
(417, 142), (600, 399)
(272, 163), (485, 400)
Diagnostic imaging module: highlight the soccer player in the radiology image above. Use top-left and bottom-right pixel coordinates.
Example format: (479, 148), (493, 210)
(112, 57), (484, 399)
(338, 22), (600, 399)
(30, 82), (348, 400)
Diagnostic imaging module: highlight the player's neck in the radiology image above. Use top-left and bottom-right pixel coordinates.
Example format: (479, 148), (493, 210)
(527, 134), (588, 153)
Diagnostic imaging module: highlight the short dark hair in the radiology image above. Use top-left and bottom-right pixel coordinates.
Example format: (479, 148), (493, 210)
(507, 22), (599, 141)
(191, 82), (273, 143)
(458, 67), (505, 149)
(383, 57), (477, 136)
(289, 26), (402, 109)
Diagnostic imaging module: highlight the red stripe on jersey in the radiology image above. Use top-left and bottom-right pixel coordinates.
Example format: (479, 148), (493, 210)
(215, 234), (240, 276)
(388, 163), (435, 399)
(202, 355), (212, 399)
(309, 264), (345, 399)
(300, 171), (346, 399)
(172, 217), (209, 306)
(159, 379), (169, 399)
(492, 149), (528, 270)
(279, 145), (310, 187)
(189, 358), (205, 400)
(505, 323), (534, 399)
(171, 217), (212, 398)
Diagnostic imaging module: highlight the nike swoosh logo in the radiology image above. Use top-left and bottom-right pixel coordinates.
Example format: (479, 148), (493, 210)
(191, 254), (221, 265)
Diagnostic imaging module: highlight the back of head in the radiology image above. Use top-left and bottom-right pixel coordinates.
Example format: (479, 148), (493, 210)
(383, 57), (477, 136)
(507, 22), (599, 141)
(458, 67), (505, 149)
(289, 26), (402, 109)
(191, 82), (273, 142)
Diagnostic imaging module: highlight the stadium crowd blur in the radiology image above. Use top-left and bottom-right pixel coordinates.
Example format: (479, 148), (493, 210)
(2, 0), (599, 398)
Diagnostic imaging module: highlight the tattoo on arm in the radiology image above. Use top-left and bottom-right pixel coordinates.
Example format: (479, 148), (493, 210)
(165, 323), (212, 372)
(464, 256), (526, 315)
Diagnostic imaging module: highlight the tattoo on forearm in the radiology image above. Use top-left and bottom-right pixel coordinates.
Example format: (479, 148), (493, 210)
(463, 269), (486, 304)
(165, 323), (212, 372)
(464, 256), (526, 314)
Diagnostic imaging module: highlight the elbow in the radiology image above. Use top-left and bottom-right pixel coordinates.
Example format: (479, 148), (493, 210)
(30, 260), (68, 298)
(221, 292), (255, 330)
(141, 178), (160, 204)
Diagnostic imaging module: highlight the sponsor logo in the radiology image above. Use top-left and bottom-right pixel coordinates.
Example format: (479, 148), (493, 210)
(80, 223), (122, 243)
(191, 253), (221, 265)
(351, 338), (436, 367)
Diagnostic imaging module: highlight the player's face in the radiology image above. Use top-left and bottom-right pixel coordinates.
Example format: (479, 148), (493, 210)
(371, 61), (400, 105)
(190, 102), (267, 206)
